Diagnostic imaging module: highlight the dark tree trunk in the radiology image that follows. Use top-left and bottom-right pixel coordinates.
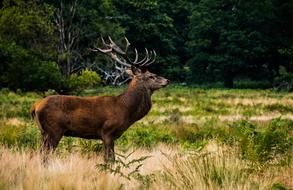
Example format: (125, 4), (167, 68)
(224, 71), (234, 88)
(59, 59), (68, 77)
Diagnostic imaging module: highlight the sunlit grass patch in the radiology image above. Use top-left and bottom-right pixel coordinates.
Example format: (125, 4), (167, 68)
(154, 143), (293, 190)
(0, 90), (41, 120)
(158, 149), (258, 190)
(0, 147), (122, 190)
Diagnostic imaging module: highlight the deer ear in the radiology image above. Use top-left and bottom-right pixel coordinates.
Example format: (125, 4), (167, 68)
(126, 69), (134, 77)
(126, 66), (141, 76)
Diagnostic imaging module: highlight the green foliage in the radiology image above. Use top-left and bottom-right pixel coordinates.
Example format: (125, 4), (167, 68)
(0, 123), (40, 149)
(172, 124), (212, 150)
(69, 69), (102, 93)
(0, 0), (66, 91)
(1, 0), (293, 89)
(0, 0), (293, 89)
(117, 124), (176, 148)
(187, 0), (274, 87)
(112, 0), (188, 82)
(228, 119), (293, 165)
(274, 66), (293, 92)
(271, 182), (291, 190)
(0, 90), (41, 119)
(265, 104), (293, 114)
(97, 152), (155, 188)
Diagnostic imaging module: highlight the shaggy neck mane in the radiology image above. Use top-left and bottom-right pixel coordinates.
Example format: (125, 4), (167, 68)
(118, 79), (152, 124)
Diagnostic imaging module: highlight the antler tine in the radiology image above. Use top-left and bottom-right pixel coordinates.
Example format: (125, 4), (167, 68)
(96, 48), (113, 53)
(132, 48), (139, 63)
(134, 48), (148, 65)
(108, 36), (125, 55)
(108, 36), (116, 47)
(121, 37), (139, 65)
(144, 50), (156, 66)
(110, 53), (131, 67)
(101, 37), (110, 47)
(94, 36), (157, 70)
(124, 37), (130, 52)
(139, 48), (152, 67)
(91, 37), (112, 53)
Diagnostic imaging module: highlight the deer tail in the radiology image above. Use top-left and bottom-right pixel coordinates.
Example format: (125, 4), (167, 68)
(30, 103), (37, 119)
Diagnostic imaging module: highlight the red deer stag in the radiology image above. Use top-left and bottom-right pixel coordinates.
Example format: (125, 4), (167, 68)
(30, 37), (170, 162)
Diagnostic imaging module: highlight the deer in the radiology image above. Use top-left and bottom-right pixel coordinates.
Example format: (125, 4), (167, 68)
(30, 36), (170, 162)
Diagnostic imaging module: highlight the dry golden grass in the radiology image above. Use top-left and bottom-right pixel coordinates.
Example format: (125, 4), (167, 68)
(0, 147), (122, 190)
(0, 145), (175, 190)
(214, 97), (293, 106)
(1, 143), (292, 190)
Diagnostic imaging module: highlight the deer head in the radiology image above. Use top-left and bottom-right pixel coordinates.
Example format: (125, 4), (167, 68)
(91, 36), (170, 91)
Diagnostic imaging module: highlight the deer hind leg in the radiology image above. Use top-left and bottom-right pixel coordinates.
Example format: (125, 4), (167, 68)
(40, 130), (63, 164)
(40, 132), (62, 152)
(35, 110), (64, 164)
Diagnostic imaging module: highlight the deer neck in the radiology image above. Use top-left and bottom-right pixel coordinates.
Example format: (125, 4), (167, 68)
(119, 82), (152, 124)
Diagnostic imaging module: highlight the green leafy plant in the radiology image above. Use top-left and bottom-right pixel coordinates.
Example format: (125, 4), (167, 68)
(97, 151), (155, 188)
(0, 124), (40, 149)
(274, 66), (293, 92)
(69, 69), (102, 93)
(117, 124), (176, 148)
(229, 119), (293, 166)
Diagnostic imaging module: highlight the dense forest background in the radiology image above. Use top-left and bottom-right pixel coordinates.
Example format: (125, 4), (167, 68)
(0, 0), (293, 91)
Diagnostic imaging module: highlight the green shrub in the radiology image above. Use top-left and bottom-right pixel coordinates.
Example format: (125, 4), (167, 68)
(228, 119), (293, 165)
(171, 121), (229, 150)
(0, 124), (40, 149)
(117, 124), (176, 148)
(265, 104), (293, 113)
(17, 125), (40, 149)
(69, 69), (102, 93)
(274, 66), (293, 92)
(1, 59), (67, 92)
(0, 91), (40, 119)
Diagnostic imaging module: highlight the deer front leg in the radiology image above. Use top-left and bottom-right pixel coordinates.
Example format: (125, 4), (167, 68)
(102, 136), (115, 162)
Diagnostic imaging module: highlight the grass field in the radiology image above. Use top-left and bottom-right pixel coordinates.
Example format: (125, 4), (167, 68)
(0, 86), (293, 189)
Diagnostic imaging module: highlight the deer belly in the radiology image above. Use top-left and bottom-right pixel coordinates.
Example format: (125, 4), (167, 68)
(63, 114), (103, 139)
(64, 129), (101, 139)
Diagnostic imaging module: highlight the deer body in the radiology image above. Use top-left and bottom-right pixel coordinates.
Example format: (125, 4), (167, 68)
(31, 36), (169, 162)
(32, 70), (168, 162)
(32, 81), (152, 138)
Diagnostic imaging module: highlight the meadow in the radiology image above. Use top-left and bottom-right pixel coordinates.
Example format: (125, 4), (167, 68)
(0, 86), (293, 190)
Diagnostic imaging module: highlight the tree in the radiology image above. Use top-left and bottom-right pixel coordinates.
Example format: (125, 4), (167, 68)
(187, 0), (274, 87)
(0, 0), (65, 91)
(43, 0), (125, 79)
(111, 0), (182, 81)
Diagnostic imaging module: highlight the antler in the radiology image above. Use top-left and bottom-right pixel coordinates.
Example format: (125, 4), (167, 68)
(91, 36), (156, 68)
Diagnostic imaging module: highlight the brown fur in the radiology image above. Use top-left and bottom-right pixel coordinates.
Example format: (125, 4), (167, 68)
(31, 69), (169, 162)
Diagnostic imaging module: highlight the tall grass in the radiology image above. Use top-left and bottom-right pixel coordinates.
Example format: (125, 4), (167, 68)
(0, 145), (292, 190)
(0, 147), (122, 190)
(158, 149), (264, 189)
